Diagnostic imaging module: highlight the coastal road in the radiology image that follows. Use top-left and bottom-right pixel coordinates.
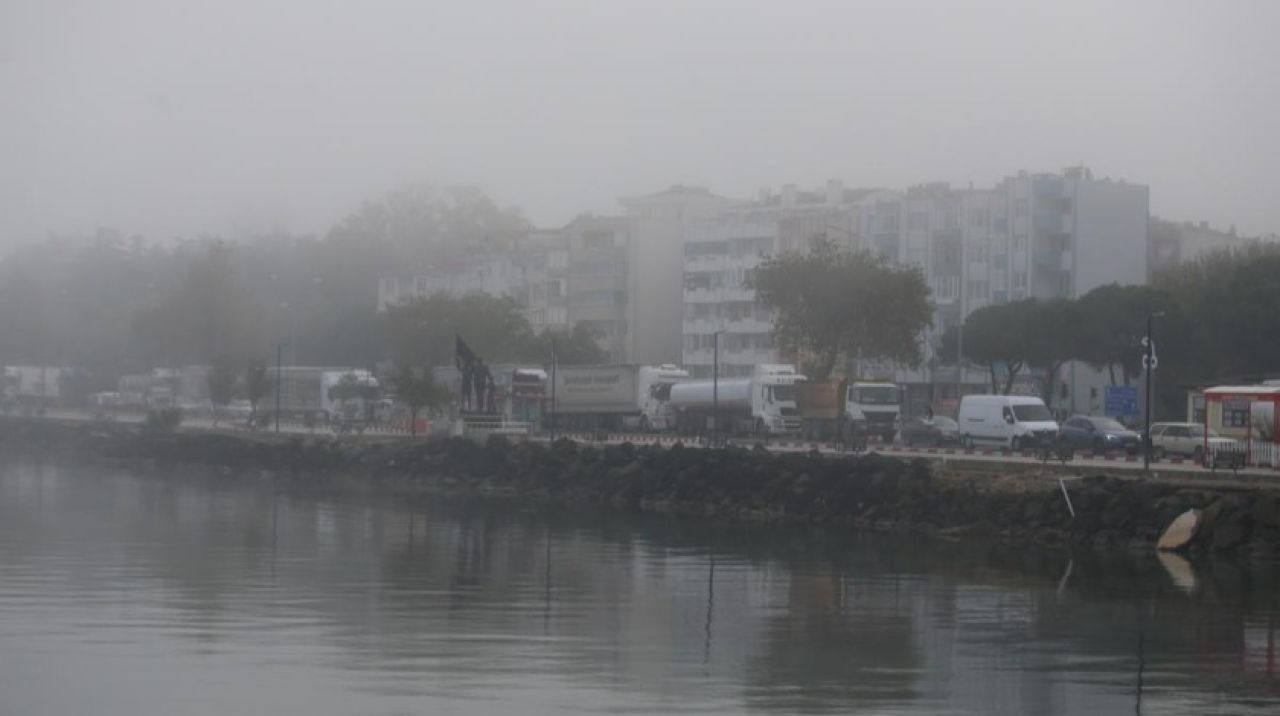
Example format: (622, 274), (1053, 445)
(22, 410), (1280, 481)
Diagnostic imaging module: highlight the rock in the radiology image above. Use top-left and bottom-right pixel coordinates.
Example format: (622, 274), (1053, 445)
(1213, 521), (1251, 551)
(1157, 509), (1200, 551)
(1250, 493), (1279, 529)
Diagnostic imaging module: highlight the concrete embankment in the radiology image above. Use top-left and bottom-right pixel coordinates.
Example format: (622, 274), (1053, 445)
(2, 418), (1278, 560)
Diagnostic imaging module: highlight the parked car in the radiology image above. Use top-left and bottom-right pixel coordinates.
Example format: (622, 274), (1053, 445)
(1148, 422), (1237, 463)
(957, 395), (1059, 451)
(900, 415), (960, 447)
(1059, 415), (1141, 454)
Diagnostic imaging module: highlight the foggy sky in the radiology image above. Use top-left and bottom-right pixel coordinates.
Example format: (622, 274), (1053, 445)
(3, 0), (1278, 245)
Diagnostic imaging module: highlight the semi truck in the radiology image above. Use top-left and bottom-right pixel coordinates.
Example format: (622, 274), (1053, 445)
(548, 364), (689, 432)
(668, 363), (803, 436)
(795, 379), (903, 443)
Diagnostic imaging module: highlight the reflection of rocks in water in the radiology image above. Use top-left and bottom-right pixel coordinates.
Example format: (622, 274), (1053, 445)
(746, 572), (921, 713)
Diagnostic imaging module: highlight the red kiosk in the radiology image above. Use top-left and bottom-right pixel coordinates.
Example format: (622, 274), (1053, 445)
(1200, 385), (1280, 467)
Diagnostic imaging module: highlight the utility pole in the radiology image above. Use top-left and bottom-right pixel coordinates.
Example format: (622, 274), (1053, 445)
(1142, 312), (1163, 472)
(275, 342), (285, 434)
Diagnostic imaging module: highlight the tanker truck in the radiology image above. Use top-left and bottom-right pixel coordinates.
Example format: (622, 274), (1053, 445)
(668, 364), (803, 436)
(548, 364), (689, 432)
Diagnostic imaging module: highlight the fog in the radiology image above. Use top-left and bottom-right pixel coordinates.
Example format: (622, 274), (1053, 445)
(3, 0), (1279, 244)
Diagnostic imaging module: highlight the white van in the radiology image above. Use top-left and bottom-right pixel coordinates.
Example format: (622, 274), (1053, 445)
(957, 395), (1059, 450)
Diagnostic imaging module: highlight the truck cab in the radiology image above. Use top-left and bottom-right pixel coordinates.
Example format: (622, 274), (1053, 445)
(846, 382), (902, 443)
(752, 364), (804, 434)
(636, 364), (689, 431)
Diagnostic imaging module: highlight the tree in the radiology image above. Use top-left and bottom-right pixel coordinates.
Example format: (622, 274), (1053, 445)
(1024, 299), (1076, 403)
(383, 293), (537, 369)
(750, 240), (933, 380)
(531, 322), (609, 366)
(131, 241), (264, 365)
(944, 300), (1040, 394)
(327, 371), (379, 421)
(207, 356), (237, 426)
(387, 365), (448, 436)
(1073, 284), (1169, 385)
(244, 359), (272, 421)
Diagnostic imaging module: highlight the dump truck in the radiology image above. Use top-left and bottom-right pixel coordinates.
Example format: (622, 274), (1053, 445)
(795, 378), (903, 443)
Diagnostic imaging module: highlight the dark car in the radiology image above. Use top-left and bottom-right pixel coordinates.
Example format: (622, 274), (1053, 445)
(900, 415), (960, 447)
(1059, 415), (1141, 454)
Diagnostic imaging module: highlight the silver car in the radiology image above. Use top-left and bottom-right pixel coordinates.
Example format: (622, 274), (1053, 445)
(1148, 422), (1237, 463)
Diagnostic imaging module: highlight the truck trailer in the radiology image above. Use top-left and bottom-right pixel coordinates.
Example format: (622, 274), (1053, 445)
(548, 364), (689, 432)
(668, 364), (803, 436)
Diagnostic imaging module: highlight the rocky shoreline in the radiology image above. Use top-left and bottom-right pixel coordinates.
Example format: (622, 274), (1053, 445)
(3, 417), (1278, 560)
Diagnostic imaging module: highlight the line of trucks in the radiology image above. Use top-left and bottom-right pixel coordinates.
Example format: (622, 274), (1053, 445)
(531, 363), (901, 439)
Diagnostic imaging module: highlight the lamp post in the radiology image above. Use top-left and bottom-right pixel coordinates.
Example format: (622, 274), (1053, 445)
(275, 341), (286, 434)
(549, 336), (557, 443)
(1142, 311), (1165, 472)
(712, 331), (722, 445)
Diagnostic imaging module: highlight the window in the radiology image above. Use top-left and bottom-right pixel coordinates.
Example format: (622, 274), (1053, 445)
(1224, 401), (1250, 428)
(769, 385), (795, 403)
(1012, 404), (1052, 421)
(582, 232), (614, 250)
(907, 211), (929, 230)
(1014, 199), (1029, 217)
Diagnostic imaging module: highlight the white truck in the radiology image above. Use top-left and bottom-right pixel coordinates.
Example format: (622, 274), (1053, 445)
(846, 381), (903, 443)
(668, 363), (804, 436)
(1, 366), (64, 413)
(549, 364), (689, 432)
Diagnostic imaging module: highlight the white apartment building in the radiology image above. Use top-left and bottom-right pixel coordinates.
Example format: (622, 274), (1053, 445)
(681, 181), (861, 378)
(678, 169), (1150, 411)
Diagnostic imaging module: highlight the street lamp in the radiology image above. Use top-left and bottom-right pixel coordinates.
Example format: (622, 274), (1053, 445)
(712, 330), (722, 445)
(275, 341), (287, 434)
(1142, 311), (1166, 472)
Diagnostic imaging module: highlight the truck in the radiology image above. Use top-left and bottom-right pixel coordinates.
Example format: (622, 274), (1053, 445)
(668, 364), (803, 436)
(2, 366), (65, 414)
(261, 367), (379, 425)
(794, 378), (903, 443)
(432, 364), (548, 424)
(548, 364), (689, 432)
(846, 381), (903, 443)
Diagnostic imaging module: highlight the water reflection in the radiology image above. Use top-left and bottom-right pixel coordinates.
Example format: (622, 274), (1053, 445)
(0, 459), (1276, 715)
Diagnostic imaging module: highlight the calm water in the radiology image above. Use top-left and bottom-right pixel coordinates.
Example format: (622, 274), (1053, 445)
(0, 460), (1277, 715)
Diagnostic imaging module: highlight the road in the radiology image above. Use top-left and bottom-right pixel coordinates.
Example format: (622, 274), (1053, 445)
(21, 409), (1280, 481)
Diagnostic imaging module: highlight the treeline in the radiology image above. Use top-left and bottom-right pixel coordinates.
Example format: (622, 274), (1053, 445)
(943, 243), (1280, 417)
(0, 182), (604, 398)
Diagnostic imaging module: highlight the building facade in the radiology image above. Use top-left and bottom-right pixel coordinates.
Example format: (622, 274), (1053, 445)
(675, 169), (1150, 411)
(621, 186), (734, 366)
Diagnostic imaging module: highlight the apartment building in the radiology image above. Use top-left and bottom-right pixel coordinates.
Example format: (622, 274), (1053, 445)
(677, 169), (1150, 410)
(376, 216), (632, 362)
(563, 215), (631, 362)
(621, 186), (735, 366)
(376, 253), (524, 312)
(681, 182), (860, 378)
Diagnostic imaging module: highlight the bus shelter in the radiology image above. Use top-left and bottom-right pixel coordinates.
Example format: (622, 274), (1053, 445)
(1201, 385), (1280, 466)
